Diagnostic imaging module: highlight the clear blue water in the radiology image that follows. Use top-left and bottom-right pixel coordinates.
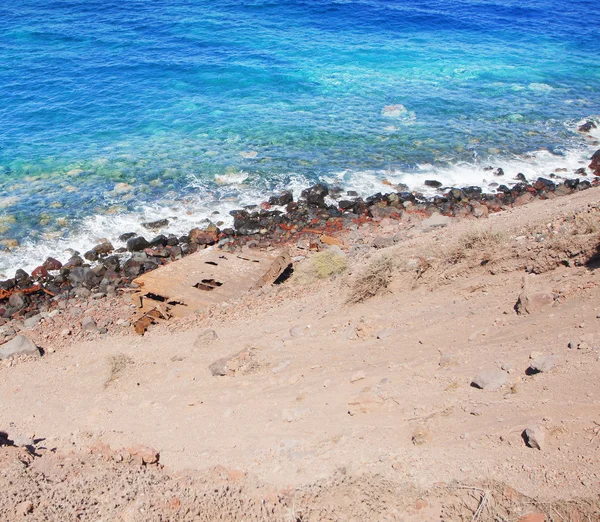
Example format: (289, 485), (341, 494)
(0, 0), (599, 273)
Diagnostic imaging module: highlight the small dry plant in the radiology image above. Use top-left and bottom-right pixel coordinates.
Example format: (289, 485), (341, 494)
(293, 248), (348, 285)
(347, 253), (395, 304)
(105, 353), (133, 387)
(446, 224), (506, 264)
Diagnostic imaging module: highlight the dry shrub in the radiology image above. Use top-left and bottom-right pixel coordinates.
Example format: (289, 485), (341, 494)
(347, 253), (395, 304)
(446, 224), (506, 264)
(293, 247), (348, 285)
(105, 353), (133, 387)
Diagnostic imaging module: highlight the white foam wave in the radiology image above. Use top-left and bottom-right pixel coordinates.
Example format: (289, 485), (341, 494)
(1, 118), (598, 278)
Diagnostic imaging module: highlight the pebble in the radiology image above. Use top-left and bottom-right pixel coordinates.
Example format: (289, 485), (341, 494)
(523, 425), (545, 450)
(350, 371), (366, 383)
(23, 314), (42, 329)
(528, 355), (559, 373)
(81, 317), (98, 333)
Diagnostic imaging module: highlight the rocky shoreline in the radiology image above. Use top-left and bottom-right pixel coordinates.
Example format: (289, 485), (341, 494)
(1, 144), (599, 345)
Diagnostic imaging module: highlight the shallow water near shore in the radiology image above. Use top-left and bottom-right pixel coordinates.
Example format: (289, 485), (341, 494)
(0, 0), (599, 275)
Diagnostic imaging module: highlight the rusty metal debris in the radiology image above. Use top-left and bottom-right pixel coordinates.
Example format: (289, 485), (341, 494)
(131, 248), (292, 334)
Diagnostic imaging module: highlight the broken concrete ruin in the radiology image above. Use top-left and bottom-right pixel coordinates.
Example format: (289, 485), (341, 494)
(131, 248), (291, 334)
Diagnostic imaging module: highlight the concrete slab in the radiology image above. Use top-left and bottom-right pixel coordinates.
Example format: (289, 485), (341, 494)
(131, 248), (291, 322)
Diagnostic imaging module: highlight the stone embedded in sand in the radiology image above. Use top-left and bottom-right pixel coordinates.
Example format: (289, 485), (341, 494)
(348, 392), (384, 415)
(81, 316), (98, 333)
(528, 355), (559, 374)
(422, 213), (451, 230)
(350, 371), (366, 383)
(23, 314), (42, 329)
(517, 514), (546, 522)
(471, 370), (508, 391)
(193, 329), (218, 348)
(127, 444), (159, 465)
(522, 425), (545, 451)
(0, 335), (40, 360)
(515, 290), (554, 315)
(411, 425), (432, 446)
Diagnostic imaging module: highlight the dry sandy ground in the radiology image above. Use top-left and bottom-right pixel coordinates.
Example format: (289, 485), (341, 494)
(1, 188), (600, 521)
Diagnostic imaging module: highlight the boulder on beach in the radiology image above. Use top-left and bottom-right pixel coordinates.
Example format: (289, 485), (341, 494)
(0, 335), (40, 360)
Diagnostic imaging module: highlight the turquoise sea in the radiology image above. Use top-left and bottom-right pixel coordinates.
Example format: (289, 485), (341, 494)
(0, 0), (599, 274)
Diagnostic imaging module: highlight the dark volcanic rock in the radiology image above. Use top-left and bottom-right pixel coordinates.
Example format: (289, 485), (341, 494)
(31, 266), (49, 280)
(123, 258), (143, 278)
(14, 269), (31, 288)
(102, 255), (121, 272)
(516, 173), (528, 182)
(68, 266), (100, 287)
(43, 257), (63, 271)
(590, 149), (600, 176)
(534, 177), (556, 192)
(424, 180), (442, 188)
(127, 236), (150, 252)
(189, 228), (217, 245)
(300, 183), (329, 208)
(0, 279), (16, 292)
(575, 167), (587, 176)
(119, 232), (137, 242)
(166, 235), (179, 246)
(149, 234), (168, 248)
(84, 250), (99, 262)
(64, 256), (83, 269)
(142, 219), (169, 230)
(94, 242), (114, 256)
(579, 121), (597, 133)
(8, 292), (29, 311)
(494, 168), (504, 177)
(268, 191), (293, 207)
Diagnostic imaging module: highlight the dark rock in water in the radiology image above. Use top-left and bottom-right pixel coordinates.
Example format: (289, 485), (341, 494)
(43, 257), (62, 271)
(102, 255), (121, 272)
(564, 178), (580, 190)
(575, 167), (587, 176)
(534, 177), (556, 192)
(579, 121), (597, 133)
(123, 258), (143, 278)
(516, 173), (528, 182)
(347, 190), (359, 197)
(64, 255), (83, 269)
(8, 292), (29, 310)
(447, 188), (465, 201)
(338, 200), (355, 210)
(589, 149), (600, 176)
(94, 242), (114, 256)
(580, 180), (592, 190)
(268, 191), (293, 206)
(366, 193), (385, 206)
(84, 250), (99, 262)
(149, 234), (168, 247)
(494, 168), (504, 177)
(142, 219), (169, 230)
(127, 236), (150, 252)
(119, 232), (137, 241)
(166, 235), (179, 246)
(0, 279), (16, 292)
(14, 269), (30, 286)
(463, 186), (483, 199)
(31, 266), (49, 280)
(300, 183), (329, 208)
(424, 180), (442, 188)
(483, 166), (494, 171)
